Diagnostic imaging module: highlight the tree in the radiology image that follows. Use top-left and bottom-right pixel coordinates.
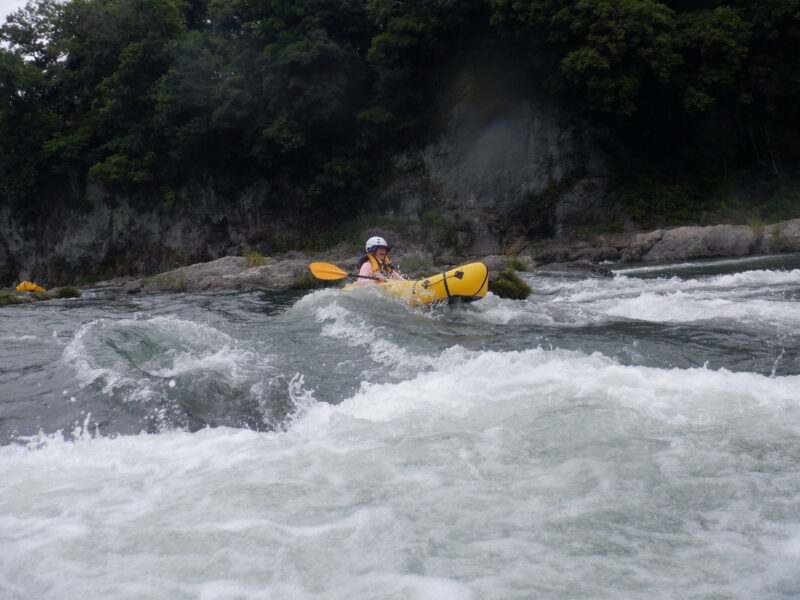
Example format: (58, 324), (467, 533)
(0, 48), (58, 202)
(489, 0), (681, 116)
(675, 6), (751, 114)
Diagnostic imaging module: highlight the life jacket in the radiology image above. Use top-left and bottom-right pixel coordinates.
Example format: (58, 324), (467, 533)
(355, 252), (396, 277)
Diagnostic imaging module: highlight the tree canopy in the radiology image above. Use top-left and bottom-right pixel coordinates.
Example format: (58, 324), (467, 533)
(2, 0), (799, 218)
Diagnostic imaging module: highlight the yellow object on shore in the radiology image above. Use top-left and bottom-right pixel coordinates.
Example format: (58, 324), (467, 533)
(344, 262), (489, 306)
(16, 281), (46, 293)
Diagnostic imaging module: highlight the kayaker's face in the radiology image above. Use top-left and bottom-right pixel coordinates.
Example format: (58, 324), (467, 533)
(374, 247), (388, 260)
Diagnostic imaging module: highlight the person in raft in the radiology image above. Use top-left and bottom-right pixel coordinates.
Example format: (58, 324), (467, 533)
(356, 236), (406, 286)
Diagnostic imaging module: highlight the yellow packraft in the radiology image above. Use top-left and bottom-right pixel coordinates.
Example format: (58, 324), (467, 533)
(15, 281), (46, 293)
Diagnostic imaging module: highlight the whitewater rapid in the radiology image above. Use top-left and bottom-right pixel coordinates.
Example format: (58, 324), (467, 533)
(1, 254), (799, 599)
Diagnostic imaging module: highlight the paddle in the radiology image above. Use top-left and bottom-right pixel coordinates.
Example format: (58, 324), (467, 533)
(309, 262), (377, 281)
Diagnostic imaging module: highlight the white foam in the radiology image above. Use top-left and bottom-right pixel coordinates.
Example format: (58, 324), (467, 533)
(469, 292), (557, 325)
(5, 264), (800, 599)
(617, 255), (800, 275)
(532, 269), (800, 302)
(311, 302), (439, 375)
(603, 290), (800, 327)
(147, 345), (261, 381)
(62, 315), (271, 398)
(1, 334), (38, 342)
(470, 268), (800, 330)
(3, 349), (800, 598)
(62, 318), (132, 392)
(309, 347), (800, 429)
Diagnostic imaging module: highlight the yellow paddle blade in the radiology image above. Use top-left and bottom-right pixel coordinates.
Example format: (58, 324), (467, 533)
(309, 262), (350, 280)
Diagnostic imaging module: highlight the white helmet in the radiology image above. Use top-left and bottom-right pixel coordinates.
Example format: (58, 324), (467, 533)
(365, 236), (390, 252)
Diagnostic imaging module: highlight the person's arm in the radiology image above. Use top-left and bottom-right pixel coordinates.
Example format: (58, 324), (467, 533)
(357, 261), (376, 285)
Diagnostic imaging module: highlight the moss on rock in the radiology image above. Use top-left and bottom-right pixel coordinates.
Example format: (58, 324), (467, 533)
(489, 268), (532, 300)
(289, 273), (322, 290)
(0, 292), (27, 306)
(243, 250), (269, 267)
(55, 286), (82, 298)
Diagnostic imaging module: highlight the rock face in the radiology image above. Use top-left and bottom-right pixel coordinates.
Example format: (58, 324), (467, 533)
(0, 182), (290, 285)
(378, 94), (609, 254)
(1, 72), (612, 286)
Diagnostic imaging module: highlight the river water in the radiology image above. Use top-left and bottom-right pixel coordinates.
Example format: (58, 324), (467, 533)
(2, 254), (800, 599)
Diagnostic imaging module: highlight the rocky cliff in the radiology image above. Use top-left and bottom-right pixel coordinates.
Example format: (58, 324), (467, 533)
(1, 87), (612, 286)
(0, 182), (290, 285)
(377, 94), (609, 254)
(2, 83), (799, 288)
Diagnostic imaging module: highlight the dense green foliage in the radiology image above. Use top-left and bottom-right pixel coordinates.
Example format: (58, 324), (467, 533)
(2, 0), (800, 222)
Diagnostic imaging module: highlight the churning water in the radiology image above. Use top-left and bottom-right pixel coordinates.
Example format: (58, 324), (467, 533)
(2, 254), (800, 599)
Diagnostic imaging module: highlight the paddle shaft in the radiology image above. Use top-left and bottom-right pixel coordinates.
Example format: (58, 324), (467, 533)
(308, 261), (400, 281)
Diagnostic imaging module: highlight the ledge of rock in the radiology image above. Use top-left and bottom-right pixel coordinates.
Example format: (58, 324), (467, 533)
(120, 256), (312, 293)
(610, 218), (800, 262)
(89, 218), (800, 296)
(1, 286), (82, 306)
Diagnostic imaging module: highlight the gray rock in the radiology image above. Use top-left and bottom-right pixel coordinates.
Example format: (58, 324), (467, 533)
(641, 225), (758, 262)
(393, 251), (435, 278)
(529, 239), (620, 264)
(465, 233), (500, 256)
(617, 225), (760, 263)
(121, 279), (143, 294)
(760, 219), (800, 253)
(619, 230), (664, 262)
(122, 255), (311, 293)
(480, 255), (512, 272)
(1, 182), (290, 285)
(377, 81), (608, 253)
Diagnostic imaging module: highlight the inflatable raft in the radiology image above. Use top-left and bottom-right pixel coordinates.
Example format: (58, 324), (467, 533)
(16, 281), (46, 293)
(345, 262), (488, 306)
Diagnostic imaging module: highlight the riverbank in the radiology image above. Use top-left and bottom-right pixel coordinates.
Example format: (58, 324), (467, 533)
(3, 218), (799, 301)
(99, 218), (800, 294)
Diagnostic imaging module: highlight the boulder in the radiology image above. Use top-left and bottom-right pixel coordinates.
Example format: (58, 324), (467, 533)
(645, 225), (757, 261)
(618, 230), (664, 262)
(121, 255), (311, 293)
(760, 219), (800, 253)
(619, 224), (763, 262)
(529, 238), (620, 264)
(480, 255), (512, 272)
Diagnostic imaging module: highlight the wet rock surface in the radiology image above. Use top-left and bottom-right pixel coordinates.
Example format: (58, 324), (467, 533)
(97, 219), (800, 294)
(5, 219), (799, 298)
